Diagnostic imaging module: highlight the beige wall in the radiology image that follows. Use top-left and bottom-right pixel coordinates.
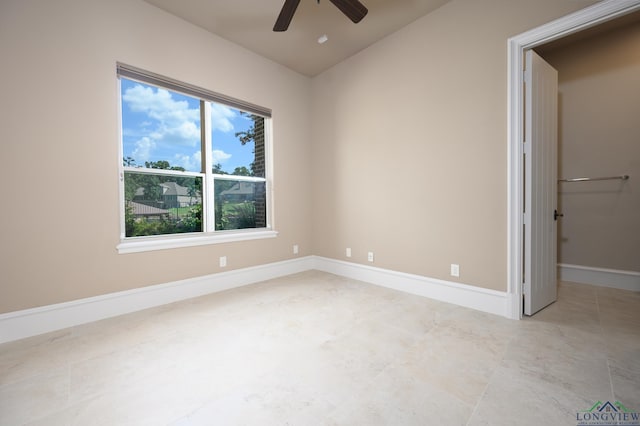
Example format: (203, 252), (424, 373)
(310, 0), (598, 291)
(541, 21), (640, 272)
(0, 0), (312, 313)
(0, 0), (602, 314)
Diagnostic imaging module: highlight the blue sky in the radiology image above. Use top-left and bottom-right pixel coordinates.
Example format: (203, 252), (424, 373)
(121, 78), (255, 174)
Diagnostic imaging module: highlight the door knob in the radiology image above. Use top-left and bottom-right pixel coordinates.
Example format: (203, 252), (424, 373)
(554, 209), (564, 221)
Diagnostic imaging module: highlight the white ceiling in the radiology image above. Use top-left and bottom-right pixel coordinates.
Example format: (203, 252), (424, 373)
(143, 0), (452, 76)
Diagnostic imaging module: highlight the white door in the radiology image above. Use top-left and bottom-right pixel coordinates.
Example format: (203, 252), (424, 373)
(524, 50), (558, 316)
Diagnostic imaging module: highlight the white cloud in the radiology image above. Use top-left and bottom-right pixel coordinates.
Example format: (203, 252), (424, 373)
(131, 137), (156, 163)
(160, 120), (200, 144)
(122, 84), (239, 171)
(173, 151), (202, 171)
(210, 103), (235, 133)
(212, 149), (232, 164)
(172, 150), (231, 170)
(123, 84), (201, 148)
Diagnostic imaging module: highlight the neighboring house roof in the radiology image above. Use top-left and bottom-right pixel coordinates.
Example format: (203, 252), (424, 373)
(161, 182), (192, 196)
(128, 201), (169, 216)
(134, 187), (145, 197)
(134, 182), (200, 198)
(220, 181), (255, 197)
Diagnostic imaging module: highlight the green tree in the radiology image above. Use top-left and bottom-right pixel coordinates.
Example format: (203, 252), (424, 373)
(212, 163), (227, 174)
(235, 114), (256, 145)
(234, 112), (265, 176)
(232, 203), (256, 229)
(144, 160), (185, 171)
(177, 204), (202, 233)
(232, 166), (251, 176)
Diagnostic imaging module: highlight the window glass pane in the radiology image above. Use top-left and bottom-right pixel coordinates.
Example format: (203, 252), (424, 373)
(124, 171), (203, 237)
(121, 78), (202, 172)
(211, 106), (265, 178)
(119, 67), (271, 243)
(214, 179), (267, 230)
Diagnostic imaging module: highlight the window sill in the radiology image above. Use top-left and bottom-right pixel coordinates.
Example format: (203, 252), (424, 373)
(117, 229), (278, 254)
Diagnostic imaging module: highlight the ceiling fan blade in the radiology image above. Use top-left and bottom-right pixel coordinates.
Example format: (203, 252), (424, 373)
(273, 0), (301, 32)
(328, 0), (368, 24)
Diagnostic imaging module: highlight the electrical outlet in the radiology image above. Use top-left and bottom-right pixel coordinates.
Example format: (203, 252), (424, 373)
(293, 244), (299, 255)
(450, 263), (460, 277)
(219, 256), (227, 268)
(367, 252), (374, 262)
(346, 247), (352, 258)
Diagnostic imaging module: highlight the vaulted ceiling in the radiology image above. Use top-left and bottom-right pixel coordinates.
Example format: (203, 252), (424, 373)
(144, 0), (451, 76)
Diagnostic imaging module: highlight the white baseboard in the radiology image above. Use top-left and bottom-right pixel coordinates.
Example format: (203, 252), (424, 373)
(0, 257), (314, 345)
(0, 256), (510, 344)
(558, 263), (640, 292)
(311, 256), (509, 318)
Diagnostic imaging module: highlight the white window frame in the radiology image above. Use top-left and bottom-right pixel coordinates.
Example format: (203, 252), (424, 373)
(116, 64), (276, 254)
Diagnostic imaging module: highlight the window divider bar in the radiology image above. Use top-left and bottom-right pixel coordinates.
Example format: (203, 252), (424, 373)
(202, 102), (216, 233)
(213, 174), (267, 183)
(123, 167), (204, 178)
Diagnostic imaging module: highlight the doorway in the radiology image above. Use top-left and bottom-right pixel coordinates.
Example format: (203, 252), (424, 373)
(506, 0), (640, 320)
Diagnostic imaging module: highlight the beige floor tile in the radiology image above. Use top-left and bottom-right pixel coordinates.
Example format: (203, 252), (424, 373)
(370, 292), (460, 336)
(531, 300), (601, 333)
(394, 322), (509, 406)
(610, 364), (640, 408)
(557, 281), (598, 303)
(0, 367), (69, 425)
(2, 273), (638, 425)
(68, 335), (179, 403)
(0, 330), (74, 385)
(467, 365), (596, 426)
(27, 373), (205, 426)
(603, 330), (640, 374)
(312, 317), (419, 387)
(171, 375), (339, 426)
(501, 322), (612, 401)
(330, 365), (473, 426)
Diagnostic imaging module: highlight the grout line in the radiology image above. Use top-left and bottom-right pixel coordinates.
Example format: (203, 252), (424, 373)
(465, 324), (518, 426)
(595, 288), (616, 401)
(465, 356), (499, 426)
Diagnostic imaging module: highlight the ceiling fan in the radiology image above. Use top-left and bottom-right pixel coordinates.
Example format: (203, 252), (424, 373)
(273, 0), (368, 32)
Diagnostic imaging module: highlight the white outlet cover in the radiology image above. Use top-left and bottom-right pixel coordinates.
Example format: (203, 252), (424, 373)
(367, 252), (374, 262)
(346, 248), (352, 257)
(450, 264), (459, 277)
(293, 245), (299, 254)
(220, 256), (227, 267)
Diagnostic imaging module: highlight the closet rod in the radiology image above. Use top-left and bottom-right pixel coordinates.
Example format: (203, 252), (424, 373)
(558, 174), (629, 183)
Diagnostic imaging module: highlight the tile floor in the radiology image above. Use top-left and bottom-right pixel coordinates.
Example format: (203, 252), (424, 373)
(0, 271), (638, 425)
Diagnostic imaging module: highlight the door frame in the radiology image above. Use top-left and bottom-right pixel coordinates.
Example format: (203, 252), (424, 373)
(506, 0), (640, 320)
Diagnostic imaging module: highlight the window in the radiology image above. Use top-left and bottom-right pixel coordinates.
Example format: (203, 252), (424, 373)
(117, 64), (275, 253)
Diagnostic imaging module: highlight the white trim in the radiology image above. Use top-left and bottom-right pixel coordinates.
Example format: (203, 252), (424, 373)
(311, 257), (509, 317)
(213, 174), (267, 183)
(0, 256), (312, 344)
(203, 102), (215, 231)
(116, 229), (278, 254)
(507, 0), (640, 320)
(118, 68), (275, 245)
(264, 117), (275, 231)
(123, 167), (204, 178)
(558, 264), (640, 292)
(0, 256), (510, 344)
(117, 76), (126, 240)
